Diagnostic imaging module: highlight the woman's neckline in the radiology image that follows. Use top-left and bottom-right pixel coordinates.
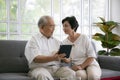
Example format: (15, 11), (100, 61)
(67, 33), (81, 43)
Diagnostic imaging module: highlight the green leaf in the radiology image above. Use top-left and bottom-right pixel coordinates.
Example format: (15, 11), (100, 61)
(99, 17), (105, 22)
(110, 48), (120, 56)
(100, 32), (120, 48)
(95, 23), (108, 33)
(109, 24), (116, 31)
(92, 33), (105, 41)
(101, 41), (119, 48)
(113, 34), (120, 41)
(106, 21), (117, 27)
(98, 50), (107, 55)
(105, 21), (117, 31)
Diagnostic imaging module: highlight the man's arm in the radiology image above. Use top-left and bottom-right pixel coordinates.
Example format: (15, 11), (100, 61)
(33, 53), (66, 63)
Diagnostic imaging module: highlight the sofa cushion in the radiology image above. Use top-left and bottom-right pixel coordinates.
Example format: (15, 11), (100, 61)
(101, 69), (120, 78)
(98, 56), (120, 71)
(0, 73), (35, 80)
(0, 40), (29, 73)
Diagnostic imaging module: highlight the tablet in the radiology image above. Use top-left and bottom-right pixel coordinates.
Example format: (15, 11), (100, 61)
(58, 45), (72, 58)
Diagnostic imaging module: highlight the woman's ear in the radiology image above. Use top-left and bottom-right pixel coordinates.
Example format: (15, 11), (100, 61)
(74, 27), (77, 32)
(73, 27), (76, 32)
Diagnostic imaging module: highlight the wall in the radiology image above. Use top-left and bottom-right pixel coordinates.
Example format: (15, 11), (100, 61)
(110, 0), (120, 35)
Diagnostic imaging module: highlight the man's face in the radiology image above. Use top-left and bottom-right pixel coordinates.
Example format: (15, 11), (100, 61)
(41, 18), (55, 38)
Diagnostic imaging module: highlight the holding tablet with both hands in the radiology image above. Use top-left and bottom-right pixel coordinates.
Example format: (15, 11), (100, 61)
(58, 45), (72, 58)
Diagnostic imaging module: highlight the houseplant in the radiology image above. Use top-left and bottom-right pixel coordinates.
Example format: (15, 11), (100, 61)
(92, 17), (120, 56)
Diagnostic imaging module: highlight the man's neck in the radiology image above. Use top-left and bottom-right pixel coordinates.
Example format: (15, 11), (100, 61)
(40, 32), (51, 39)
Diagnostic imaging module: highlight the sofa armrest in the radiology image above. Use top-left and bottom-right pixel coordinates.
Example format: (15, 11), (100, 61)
(98, 55), (120, 71)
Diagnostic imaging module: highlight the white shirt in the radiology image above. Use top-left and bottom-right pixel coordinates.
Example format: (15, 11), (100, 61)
(62, 34), (99, 66)
(25, 32), (60, 69)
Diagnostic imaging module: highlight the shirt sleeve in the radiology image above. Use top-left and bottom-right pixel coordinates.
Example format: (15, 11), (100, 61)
(85, 36), (97, 58)
(25, 37), (41, 64)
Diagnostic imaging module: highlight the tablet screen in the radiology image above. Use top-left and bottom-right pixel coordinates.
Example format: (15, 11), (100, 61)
(58, 45), (72, 58)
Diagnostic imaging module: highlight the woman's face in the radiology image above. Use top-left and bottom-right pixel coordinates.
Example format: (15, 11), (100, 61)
(62, 21), (73, 34)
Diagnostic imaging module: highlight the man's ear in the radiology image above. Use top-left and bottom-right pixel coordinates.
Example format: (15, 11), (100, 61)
(40, 26), (44, 29)
(40, 28), (43, 33)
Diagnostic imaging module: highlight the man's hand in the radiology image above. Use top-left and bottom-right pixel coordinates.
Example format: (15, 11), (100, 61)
(71, 65), (82, 71)
(61, 58), (71, 63)
(52, 52), (66, 61)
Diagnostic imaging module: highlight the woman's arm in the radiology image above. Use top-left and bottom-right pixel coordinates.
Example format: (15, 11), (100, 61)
(79, 57), (94, 69)
(71, 57), (94, 71)
(79, 35), (96, 69)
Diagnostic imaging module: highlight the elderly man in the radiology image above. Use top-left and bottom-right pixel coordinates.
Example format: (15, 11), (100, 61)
(25, 16), (75, 80)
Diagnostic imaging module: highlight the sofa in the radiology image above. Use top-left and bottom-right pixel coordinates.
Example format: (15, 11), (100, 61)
(0, 40), (120, 80)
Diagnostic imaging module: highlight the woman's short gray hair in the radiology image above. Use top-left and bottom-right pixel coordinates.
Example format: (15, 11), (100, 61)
(38, 16), (52, 28)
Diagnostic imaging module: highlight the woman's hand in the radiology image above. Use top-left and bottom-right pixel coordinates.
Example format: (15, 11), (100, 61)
(61, 58), (71, 63)
(71, 65), (82, 71)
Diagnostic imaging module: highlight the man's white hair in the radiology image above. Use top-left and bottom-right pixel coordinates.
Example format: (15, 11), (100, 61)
(38, 16), (52, 28)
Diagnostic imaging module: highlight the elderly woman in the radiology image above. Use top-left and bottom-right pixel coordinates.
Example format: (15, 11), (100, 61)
(62, 16), (101, 80)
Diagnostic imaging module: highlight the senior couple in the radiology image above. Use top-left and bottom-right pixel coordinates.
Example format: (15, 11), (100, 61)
(25, 15), (101, 80)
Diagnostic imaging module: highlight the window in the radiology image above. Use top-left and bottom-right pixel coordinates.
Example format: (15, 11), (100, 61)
(0, 0), (109, 40)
